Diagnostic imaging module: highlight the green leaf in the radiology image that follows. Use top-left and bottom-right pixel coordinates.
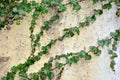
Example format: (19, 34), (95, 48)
(98, 39), (111, 47)
(63, 31), (75, 37)
(86, 16), (92, 22)
(90, 46), (101, 56)
(112, 44), (117, 51)
(102, 3), (112, 9)
(79, 22), (85, 27)
(63, 27), (80, 38)
(27, 58), (36, 65)
(110, 53), (118, 59)
(16, 20), (20, 25)
(42, 68), (51, 75)
(6, 72), (14, 80)
(29, 73), (39, 80)
(58, 5), (67, 13)
(108, 49), (113, 55)
(50, 1), (57, 6)
(77, 50), (91, 60)
(84, 21), (90, 26)
(50, 15), (60, 22)
(69, 0), (78, 4)
(32, 10), (40, 19)
(11, 66), (17, 73)
(42, 63), (52, 75)
(91, 15), (96, 21)
(30, 34), (35, 41)
(86, 15), (96, 22)
(73, 4), (81, 11)
(55, 62), (64, 69)
(98, 40), (104, 47)
(72, 56), (79, 63)
(34, 55), (41, 61)
(92, 0), (99, 4)
(110, 32), (117, 38)
(48, 72), (54, 80)
(40, 72), (46, 80)
(69, 0), (81, 10)
(110, 60), (116, 72)
(50, 40), (57, 45)
(71, 27), (80, 35)
(18, 9), (25, 15)
(77, 50), (87, 58)
(66, 56), (79, 65)
(35, 4), (48, 13)
(42, 46), (49, 54)
(1, 77), (7, 80)
(19, 71), (27, 77)
(85, 54), (92, 60)
(0, 21), (5, 30)
(94, 9), (103, 15)
(31, 20), (36, 26)
(66, 58), (73, 65)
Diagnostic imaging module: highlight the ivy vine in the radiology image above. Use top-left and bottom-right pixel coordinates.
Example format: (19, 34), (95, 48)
(0, 0), (120, 80)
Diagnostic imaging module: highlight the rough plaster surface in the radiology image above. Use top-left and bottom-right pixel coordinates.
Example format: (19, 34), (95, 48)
(0, 0), (120, 80)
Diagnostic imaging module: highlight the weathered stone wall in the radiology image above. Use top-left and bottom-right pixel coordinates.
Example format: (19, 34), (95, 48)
(0, 0), (120, 80)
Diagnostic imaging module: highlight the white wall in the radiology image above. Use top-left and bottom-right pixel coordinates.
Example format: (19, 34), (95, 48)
(0, 0), (120, 80)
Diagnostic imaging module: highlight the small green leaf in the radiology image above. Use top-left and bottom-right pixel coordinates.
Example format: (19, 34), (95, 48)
(98, 39), (111, 47)
(85, 54), (92, 60)
(72, 56), (79, 63)
(19, 71), (27, 77)
(66, 58), (73, 65)
(112, 44), (117, 51)
(16, 20), (20, 25)
(90, 46), (101, 56)
(110, 60), (116, 72)
(86, 15), (96, 22)
(42, 68), (51, 75)
(63, 31), (75, 37)
(50, 40), (57, 45)
(50, 15), (60, 21)
(108, 49), (113, 54)
(86, 16), (92, 22)
(110, 32), (117, 38)
(34, 55), (41, 61)
(102, 3), (112, 9)
(31, 20), (36, 26)
(32, 10), (40, 19)
(67, 56), (79, 65)
(29, 73), (39, 80)
(69, 0), (81, 10)
(40, 72), (46, 80)
(73, 4), (81, 11)
(1, 77), (7, 80)
(71, 27), (80, 35)
(63, 27), (80, 38)
(94, 9), (103, 15)
(91, 15), (96, 21)
(85, 21), (90, 26)
(79, 22), (85, 27)
(55, 62), (64, 69)
(42, 46), (49, 54)
(92, 0), (99, 4)
(110, 53), (118, 59)
(48, 72), (54, 80)
(11, 66), (17, 73)
(77, 50), (87, 58)
(58, 5), (67, 13)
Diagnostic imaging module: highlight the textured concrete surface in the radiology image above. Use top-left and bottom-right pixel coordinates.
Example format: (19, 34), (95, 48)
(0, 0), (120, 80)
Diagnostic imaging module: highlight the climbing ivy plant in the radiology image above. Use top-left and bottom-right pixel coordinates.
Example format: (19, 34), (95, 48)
(0, 0), (120, 80)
